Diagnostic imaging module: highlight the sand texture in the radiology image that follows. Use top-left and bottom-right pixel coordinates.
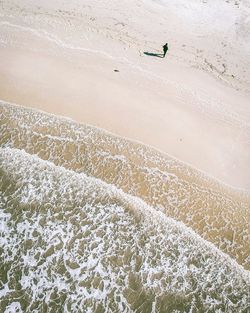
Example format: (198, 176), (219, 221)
(0, 0), (250, 188)
(0, 1), (250, 312)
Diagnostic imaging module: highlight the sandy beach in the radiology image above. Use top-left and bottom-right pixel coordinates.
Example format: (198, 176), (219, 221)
(1, 1), (250, 311)
(1, 0), (250, 189)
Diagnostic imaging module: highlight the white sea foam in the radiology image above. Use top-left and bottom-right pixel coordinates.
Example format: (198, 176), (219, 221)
(1, 101), (249, 270)
(0, 147), (249, 312)
(0, 0), (250, 310)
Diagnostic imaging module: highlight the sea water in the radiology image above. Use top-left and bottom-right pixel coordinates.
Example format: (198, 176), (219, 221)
(0, 0), (250, 311)
(0, 101), (249, 312)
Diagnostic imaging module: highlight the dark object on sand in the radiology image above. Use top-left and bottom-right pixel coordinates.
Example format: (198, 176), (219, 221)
(143, 52), (162, 58)
(114, 69), (119, 72)
(143, 43), (169, 58)
(163, 43), (168, 58)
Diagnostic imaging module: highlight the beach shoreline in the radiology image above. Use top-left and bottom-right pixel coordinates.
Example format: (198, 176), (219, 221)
(0, 0), (250, 189)
(0, 41), (250, 189)
(1, 1), (250, 310)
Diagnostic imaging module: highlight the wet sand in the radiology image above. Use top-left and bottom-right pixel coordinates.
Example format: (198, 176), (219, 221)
(1, 101), (250, 268)
(0, 44), (250, 189)
(0, 0), (250, 190)
(0, 2), (250, 311)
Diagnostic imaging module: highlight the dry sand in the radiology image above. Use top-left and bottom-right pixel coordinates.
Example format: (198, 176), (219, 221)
(0, 0), (250, 189)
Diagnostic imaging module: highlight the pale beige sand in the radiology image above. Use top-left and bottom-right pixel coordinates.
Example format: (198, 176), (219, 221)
(0, 0), (250, 189)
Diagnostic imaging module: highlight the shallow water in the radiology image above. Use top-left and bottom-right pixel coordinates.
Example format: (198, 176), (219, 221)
(1, 101), (249, 268)
(0, 101), (250, 312)
(1, 0), (250, 310)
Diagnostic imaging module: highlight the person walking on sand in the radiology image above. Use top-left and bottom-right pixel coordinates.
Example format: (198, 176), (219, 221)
(163, 43), (168, 58)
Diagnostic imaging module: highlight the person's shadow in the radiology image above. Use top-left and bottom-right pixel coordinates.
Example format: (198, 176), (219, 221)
(144, 52), (164, 58)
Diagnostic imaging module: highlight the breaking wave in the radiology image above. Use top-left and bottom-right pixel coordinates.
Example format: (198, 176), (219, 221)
(0, 101), (250, 312)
